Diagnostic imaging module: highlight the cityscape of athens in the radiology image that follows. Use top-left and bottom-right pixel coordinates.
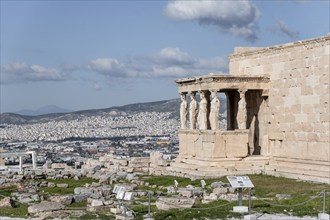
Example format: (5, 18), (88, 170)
(0, 1), (329, 220)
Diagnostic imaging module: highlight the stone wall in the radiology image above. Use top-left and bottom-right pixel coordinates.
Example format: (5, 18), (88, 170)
(230, 36), (330, 182)
(178, 129), (249, 160)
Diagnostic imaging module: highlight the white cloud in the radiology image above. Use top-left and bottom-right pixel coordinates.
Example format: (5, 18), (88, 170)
(1, 48), (229, 84)
(152, 66), (187, 77)
(1, 62), (65, 84)
(155, 47), (196, 65)
(274, 20), (299, 39)
(197, 56), (228, 70)
(164, 0), (261, 42)
(87, 58), (128, 77)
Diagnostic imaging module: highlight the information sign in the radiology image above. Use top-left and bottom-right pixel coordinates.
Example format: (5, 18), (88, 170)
(113, 185), (120, 194)
(123, 192), (134, 201)
(227, 176), (254, 188)
(116, 186), (127, 200)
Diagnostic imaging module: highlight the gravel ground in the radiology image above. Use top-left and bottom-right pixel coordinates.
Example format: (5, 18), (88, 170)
(1, 213), (328, 220)
(241, 213), (319, 219)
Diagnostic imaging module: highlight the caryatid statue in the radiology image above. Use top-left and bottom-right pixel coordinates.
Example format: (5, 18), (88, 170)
(180, 92), (188, 129)
(189, 92), (198, 129)
(198, 91), (208, 130)
(237, 90), (247, 129)
(209, 91), (220, 130)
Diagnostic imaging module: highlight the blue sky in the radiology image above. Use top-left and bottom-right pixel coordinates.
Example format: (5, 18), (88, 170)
(1, 0), (329, 113)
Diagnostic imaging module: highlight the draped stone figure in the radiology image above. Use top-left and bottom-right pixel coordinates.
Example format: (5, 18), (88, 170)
(210, 91), (220, 130)
(180, 93), (188, 129)
(198, 91), (208, 130)
(189, 92), (198, 129)
(237, 90), (247, 129)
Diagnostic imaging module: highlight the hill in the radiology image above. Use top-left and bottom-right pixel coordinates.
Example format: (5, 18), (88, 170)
(15, 105), (72, 116)
(0, 99), (181, 125)
(0, 97), (227, 125)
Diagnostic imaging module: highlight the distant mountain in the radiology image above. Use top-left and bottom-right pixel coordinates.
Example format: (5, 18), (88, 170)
(0, 98), (226, 125)
(16, 105), (72, 116)
(0, 99), (181, 125)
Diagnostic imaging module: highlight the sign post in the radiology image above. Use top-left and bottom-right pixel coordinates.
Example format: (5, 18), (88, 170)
(227, 176), (254, 213)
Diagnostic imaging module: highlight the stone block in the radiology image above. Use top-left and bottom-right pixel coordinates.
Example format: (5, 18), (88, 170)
(268, 131), (284, 140)
(212, 187), (228, 195)
(318, 212), (330, 220)
(156, 197), (195, 210)
(202, 193), (218, 203)
(116, 214), (134, 220)
(233, 206), (249, 213)
(300, 95), (320, 105)
(202, 132), (215, 142)
(202, 142), (216, 159)
(0, 197), (15, 208)
(111, 208), (122, 214)
(294, 113), (308, 123)
(214, 132), (226, 158)
(90, 199), (104, 207)
(307, 113), (320, 123)
(187, 133), (200, 157)
(226, 132), (248, 158)
(178, 132), (188, 156)
(28, 201), (65, 214)
(49, 195), (73, 205)
(307, 142), (330, 161)
(244, 215), (257, 220)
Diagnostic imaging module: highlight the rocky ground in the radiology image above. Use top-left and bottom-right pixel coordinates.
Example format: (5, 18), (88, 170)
(0, 154), (328, 220)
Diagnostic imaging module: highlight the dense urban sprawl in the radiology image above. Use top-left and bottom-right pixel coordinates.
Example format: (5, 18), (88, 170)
(0, 112), (179, 142)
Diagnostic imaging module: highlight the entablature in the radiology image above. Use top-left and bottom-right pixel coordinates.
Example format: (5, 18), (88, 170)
(175, 74), (270, 93)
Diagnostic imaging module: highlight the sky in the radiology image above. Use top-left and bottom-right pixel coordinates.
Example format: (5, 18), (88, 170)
(1, 0), (329, 113)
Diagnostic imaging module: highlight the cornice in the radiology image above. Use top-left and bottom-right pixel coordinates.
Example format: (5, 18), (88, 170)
(230, 35), (330, 59)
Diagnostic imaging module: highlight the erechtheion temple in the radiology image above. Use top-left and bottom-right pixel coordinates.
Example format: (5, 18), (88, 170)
(170, 35), (330, 183)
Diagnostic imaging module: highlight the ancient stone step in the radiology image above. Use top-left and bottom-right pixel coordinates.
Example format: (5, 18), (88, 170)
(269, 157), (330, 170)
(266, 165), (330, 179)
(266, 170), (330, 184)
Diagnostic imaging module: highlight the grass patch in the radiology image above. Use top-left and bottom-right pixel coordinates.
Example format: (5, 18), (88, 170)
(249, 174), (329, 198)
(0, 185), (18, 197)
(0, 203), (29, 217)
(132, 204), (157, 220)
(133, 174), (330, 219)
(70, 213), (114, 220)
(38, 177), (95, 195)
(151, 200), (243, 220)
(141, 175), (229, 189)
(41, 187), (73, 195)
(38, 177), (95, 187)
(67, 200), (87, 208)
(141, 175), (209, 188)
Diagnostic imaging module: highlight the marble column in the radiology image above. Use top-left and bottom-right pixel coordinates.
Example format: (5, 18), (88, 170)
(210, 91), (220, 130)
(237, 90), (247, 129)
(180, 92), (188, 129)
(198, 91), (208, 130)
(189, 92), (198, 129)
(27, 151), (37, 169)
(19, 156), (23, 172)
(31, 151), (37, 169)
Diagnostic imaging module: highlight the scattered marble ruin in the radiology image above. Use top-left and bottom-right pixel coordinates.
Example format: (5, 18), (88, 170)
(171, 35), (330, 183)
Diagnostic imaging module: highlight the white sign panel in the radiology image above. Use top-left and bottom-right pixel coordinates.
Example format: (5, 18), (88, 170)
(227, 176), (254, 188)
(113, 185), (121, 194)
(116, 186), (127, 200)
(123, 192), (134, 201)
(116, 190), (125, 200)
